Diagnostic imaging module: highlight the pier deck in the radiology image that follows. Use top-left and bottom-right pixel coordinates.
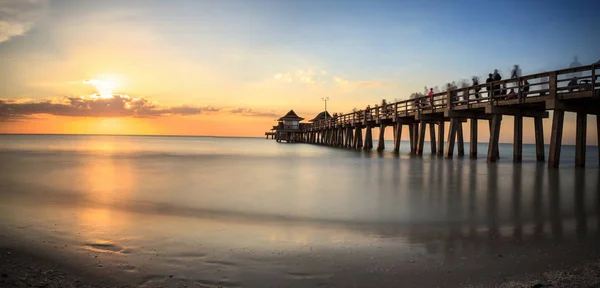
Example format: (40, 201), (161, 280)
(285, 64), (599, 167)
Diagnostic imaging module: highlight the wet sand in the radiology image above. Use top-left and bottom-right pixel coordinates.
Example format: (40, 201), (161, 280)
(1, 228), (599, 288)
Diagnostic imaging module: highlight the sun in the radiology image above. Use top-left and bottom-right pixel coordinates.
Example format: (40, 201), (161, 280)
(83, 78), (118, 99)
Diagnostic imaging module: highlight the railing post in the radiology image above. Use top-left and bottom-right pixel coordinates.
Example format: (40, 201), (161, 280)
(446, 91), (453, 110)
(592, 64), (597, 99)
(549, 71), (557, 98)
(394, 103), (398, 120)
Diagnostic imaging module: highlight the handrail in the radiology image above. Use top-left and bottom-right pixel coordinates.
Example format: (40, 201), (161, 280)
(302, 64), (598, 130)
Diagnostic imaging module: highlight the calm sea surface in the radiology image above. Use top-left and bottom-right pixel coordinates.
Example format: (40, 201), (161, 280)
(0, 134), (599, 287)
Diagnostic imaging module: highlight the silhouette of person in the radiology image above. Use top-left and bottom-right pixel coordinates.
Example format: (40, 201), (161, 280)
(568, 77), (578, 92)
(511, 65), (521, 79)
(507, 88), (517, 99)
(493, 70), (502, 96)
(493, 69), (502, 81)
(472, 76), (480, 99)
(570, 55), (582, 79)
(486, 73), (494, 97)
(428, 88), (434, 106)
(521, 79), (530, 98)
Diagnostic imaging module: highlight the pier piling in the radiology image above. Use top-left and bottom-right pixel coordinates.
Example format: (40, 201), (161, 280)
(364, 126), (373, 150)
(549, 110), (564, 168)
(429, 123), (436, 155)
(457, 121), (465, 157)
(470, 119), (478, 159)
(488, 114), (502, 163)
(534, 117), (545, 162)
(393, 124), (402, 153)
(417, 121), (426, 155)
(575, 112), (587, 167)
(513, 115), (523, 163)
(377, 124), (386, 151)
(446, 119), (457, 158)
(437, 121), (445, 156)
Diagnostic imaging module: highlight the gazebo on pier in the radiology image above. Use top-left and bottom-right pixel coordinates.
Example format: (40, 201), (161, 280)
(274, 110), (305, 142)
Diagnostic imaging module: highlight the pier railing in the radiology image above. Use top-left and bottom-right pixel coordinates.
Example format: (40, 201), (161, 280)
(308, 64), (598, 130)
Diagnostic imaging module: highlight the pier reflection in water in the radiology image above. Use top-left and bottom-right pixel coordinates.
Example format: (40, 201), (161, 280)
(371, 157), (600, 260)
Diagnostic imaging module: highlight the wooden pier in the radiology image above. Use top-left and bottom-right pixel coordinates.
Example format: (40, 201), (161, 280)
(272, 64), (600, 167)
(265, 131), (276, 139)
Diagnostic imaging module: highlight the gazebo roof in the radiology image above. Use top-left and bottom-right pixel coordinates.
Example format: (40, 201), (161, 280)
(278, 110), (304, 121)
(309, 111), (331, 122)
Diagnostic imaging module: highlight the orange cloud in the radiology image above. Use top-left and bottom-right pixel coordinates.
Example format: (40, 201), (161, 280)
(0, 96), (219, 121)
(230, 107), (279, 118)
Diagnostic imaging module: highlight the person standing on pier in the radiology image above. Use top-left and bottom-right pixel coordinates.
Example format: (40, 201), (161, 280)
(493, 69), (502, 96)
(472, 76), (480, 99)
(486, 73), (494, 98)
(428, 88), (434, 106)
(520, 79), (530, 98)
(511, 65), (521, 89)
(511, 65), (521, 79)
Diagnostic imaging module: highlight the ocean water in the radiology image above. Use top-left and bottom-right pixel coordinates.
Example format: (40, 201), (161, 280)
(0, 134), (599, 287)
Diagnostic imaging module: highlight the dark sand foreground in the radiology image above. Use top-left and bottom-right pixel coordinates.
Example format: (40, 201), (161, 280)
(2, 233), (600, 288)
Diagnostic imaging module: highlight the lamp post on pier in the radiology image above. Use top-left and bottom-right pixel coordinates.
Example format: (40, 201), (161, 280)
(322, 97), (329, 120)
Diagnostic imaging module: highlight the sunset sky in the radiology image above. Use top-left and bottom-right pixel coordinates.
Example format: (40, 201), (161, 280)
(1, 0), (599, 144)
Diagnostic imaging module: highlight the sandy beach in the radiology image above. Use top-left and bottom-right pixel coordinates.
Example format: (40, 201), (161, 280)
(2, 224), (600, 288)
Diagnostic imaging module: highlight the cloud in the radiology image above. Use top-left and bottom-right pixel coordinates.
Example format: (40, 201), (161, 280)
(334, 77), (349, 85)
(0, 95), (219, 120)
(230, 107), (278, 118)
(333, 77), (383, 88)
(273, 69), (327, 85)
(273, 69), (386, 89)
(356, 81), (383, 88)
(274, 72), (292, 82)
(0, 0), (48, 43)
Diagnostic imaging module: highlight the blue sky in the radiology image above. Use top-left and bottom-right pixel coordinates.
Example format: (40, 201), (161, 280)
(0, 0), (599, 139)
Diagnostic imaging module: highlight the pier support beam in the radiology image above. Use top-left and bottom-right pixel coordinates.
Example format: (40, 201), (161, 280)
(416, 121), (426, 155)
(364, 126), (373, 150)
(446, 119), (457, 158)
(488, 119), (500, 160)
(598, 115), (600, 166)
(377, 124), (386, 151)
(393, 124), (402, 153)
(533, 117), (545, 161)
(355, 127), (363, 149)
(437, 121), (444, 156)
(549, 110), (564, 168)
(408, 124), (416, 154)
(429, 123), (436, 155)
(513, 115), (523, 163)
(575, 112), (587, 167)
(329, 129), (335, 146)
(470, 119), (478, 159)
(457, 121), (465, 157)
(346, 127), (353, 148)
(487, 114), (502, 163)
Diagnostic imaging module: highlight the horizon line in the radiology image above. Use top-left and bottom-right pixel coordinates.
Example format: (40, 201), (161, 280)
(0, 132), (596, 147)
